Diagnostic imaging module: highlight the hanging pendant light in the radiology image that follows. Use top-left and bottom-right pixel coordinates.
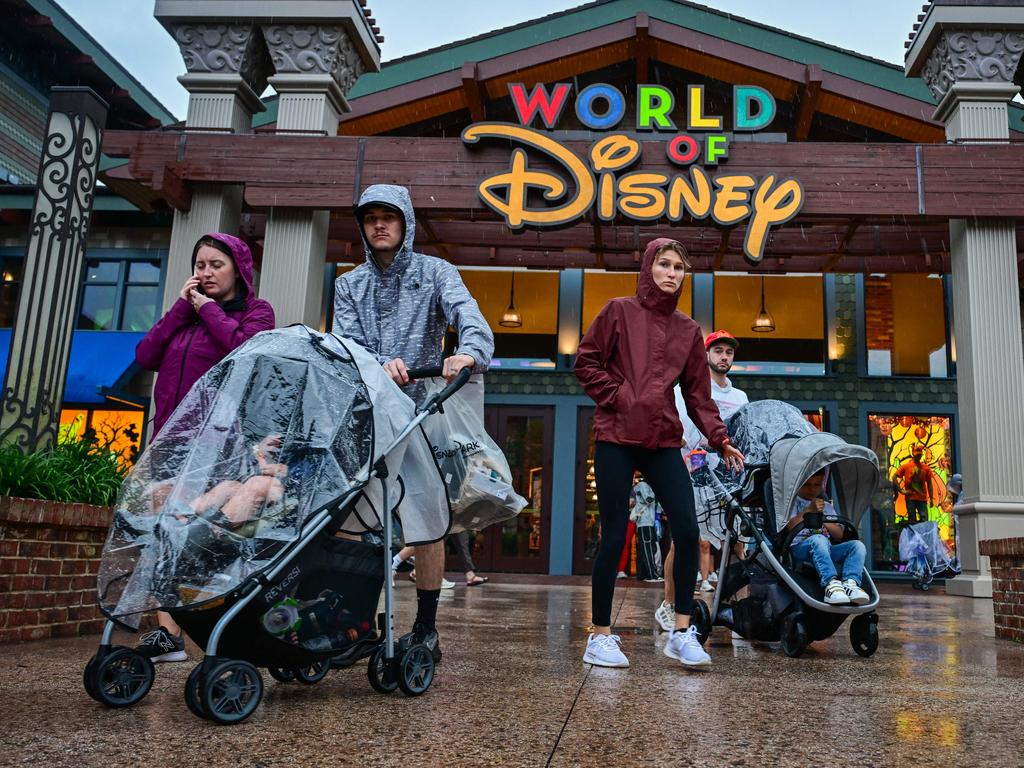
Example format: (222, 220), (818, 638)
(751, 275), (775, 333)
(500, 271), (523, 328)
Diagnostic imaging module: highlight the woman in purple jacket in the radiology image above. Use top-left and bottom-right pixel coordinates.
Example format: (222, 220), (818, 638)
(134, 233), (275, 662)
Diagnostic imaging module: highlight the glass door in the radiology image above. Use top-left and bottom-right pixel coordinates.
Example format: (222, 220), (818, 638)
(446, 405), (553, 573)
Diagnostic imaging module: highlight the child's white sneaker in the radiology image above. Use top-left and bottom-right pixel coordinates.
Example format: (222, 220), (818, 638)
(843, 579), (870, 605)
(700, 579), (714, 592)
(664, 625), (711, 668)
(654, 600), (674, 632)
(824, 578), (851, 605)
(583, 633), (629, 668)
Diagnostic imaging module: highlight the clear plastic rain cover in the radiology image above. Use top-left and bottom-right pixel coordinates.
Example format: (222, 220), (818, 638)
(691, 400), (816, 544)
(97, 327), (442, 629)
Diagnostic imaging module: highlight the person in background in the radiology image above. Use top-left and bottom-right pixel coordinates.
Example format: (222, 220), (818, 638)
(133, 233), (275, 662)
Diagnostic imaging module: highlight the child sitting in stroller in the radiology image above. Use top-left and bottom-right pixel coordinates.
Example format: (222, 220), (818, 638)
(787, 469), (870, 606)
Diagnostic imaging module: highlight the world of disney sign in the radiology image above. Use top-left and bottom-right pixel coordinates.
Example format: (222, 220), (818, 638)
(461, 83), (805, 264)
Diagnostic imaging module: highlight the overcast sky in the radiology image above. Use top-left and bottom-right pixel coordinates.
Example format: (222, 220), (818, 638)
(57, 0), (923, 120)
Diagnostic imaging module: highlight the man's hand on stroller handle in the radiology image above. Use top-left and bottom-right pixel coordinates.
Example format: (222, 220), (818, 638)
(442, 353), (475, 382)
(384, 358), (411, 385)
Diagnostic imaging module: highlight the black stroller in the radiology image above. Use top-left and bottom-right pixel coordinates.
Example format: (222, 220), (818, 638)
(690, 401), (882, 658)
(83, 327), (470, 723)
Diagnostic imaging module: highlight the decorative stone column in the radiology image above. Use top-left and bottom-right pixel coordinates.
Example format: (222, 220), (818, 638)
(259, 24), (367, 327)
(0, 88), (108, 450)
(906, 3), (1024, 597)
(153, 9), (271, 312)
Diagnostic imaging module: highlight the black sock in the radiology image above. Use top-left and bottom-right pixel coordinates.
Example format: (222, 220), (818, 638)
(415, 588), (441, 631)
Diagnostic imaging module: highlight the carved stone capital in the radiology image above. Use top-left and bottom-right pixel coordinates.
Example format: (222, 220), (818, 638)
(171, 23), (271, 95)
(921, 30), (1024, 101)
(262, 24), (365, 96)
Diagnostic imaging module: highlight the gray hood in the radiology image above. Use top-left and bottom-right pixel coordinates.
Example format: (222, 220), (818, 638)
(356, 184), (417, 276)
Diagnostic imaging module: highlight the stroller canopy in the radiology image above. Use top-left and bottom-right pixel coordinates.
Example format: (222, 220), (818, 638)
(692, 400), (816, 543)
(97, 327), (448, 627)
(770, 432), (879, 533)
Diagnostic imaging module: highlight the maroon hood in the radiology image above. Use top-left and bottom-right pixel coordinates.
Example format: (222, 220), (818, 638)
(637, 238), (684, 315)
(192, 233), (255, 299)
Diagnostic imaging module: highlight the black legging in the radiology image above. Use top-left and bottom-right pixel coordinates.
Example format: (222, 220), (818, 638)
(592, 442), (699, 626)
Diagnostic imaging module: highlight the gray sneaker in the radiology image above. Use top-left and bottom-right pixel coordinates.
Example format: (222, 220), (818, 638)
(135, 627), (187, 663)
(663, 626), (711, 668)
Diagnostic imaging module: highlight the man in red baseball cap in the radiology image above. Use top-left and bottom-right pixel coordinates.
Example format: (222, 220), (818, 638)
(655, 330), (750, 630)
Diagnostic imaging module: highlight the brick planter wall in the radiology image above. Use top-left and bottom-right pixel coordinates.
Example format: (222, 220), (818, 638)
(980, 537), (1024, 644)
(0, 497), (113, 643)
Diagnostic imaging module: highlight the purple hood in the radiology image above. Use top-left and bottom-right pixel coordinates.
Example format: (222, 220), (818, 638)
(136, 233), (275, 435)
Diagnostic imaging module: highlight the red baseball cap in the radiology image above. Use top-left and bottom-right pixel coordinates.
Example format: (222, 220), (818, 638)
(705, 330), (739, 350)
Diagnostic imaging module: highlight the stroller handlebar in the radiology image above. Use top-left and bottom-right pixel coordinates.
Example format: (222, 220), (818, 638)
(413, 366), (474, 414)
(406, 366), (444, 380)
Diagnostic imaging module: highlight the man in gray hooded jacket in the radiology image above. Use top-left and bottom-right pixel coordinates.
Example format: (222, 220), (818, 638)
(334, 184), (494, 662)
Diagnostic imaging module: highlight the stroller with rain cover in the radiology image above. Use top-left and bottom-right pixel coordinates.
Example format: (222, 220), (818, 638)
(899, 522), (959, 590)
(688, 401), (882, 658)
(82, 327), (513, 724)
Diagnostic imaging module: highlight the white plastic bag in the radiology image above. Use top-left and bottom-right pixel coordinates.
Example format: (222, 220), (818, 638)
(422, 375), (527, 533)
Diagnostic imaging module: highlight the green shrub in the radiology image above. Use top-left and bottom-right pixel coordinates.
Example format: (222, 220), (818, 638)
(0, 428), (129, 507)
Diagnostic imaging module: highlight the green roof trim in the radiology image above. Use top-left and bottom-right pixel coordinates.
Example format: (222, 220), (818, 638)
(344, 0), (1024, 132)
(0, 191), (139, 211)
(26, 0), (177, 125)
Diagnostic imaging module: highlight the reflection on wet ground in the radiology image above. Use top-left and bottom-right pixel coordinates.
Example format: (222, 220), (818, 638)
(1, 581), (1021, 767)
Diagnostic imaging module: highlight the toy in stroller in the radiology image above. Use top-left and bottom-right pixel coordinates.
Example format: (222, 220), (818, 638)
(82, 327), (518, 724)
(689, 401), (882, 658)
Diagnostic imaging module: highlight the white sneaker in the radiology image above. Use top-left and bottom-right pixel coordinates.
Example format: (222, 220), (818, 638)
(824, 578), (851, 605)
(616, 571), (628, 579)
(654, 600), (675, 632)
(644, 577), (664, 583)
(695, 571), (703, 585)
(440, 578), (456, 590)
(583, 633), (629, 668)
(843, 579), (870, 605)
(664, 626), (712, 668)
(700, 579), (714, 592)
(708, 571), (718, 584)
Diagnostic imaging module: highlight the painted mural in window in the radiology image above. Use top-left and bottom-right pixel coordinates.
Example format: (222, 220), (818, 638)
(59, 408), (144, 467)
(866, 414), (956, 574)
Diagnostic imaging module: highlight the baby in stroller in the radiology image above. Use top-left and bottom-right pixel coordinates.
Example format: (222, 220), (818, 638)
(786, 469), (870, 606)
(690, 401), (881, 658)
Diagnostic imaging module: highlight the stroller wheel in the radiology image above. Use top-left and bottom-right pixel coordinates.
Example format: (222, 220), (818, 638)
(91, 647), (154, 708)
(850, 613), (879, 658)
(202, 660), (263, 725)
(367, 646), (398, 694)
(83, 653), (102, 702)
(690, 600), (712, 645)
(185, 663), (209, 720)
(267, 667), (296, 683)
(398, 643), (435, 697)
(780, 614), (809, 658)
(294, 659), (330, 685)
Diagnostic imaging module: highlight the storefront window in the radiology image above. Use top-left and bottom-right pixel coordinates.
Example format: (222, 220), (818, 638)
(866, 413), (957, 574)
(0, 256), (23, 328)
(583, 272), (692, 332)
(77, 255), (164, 332)
(714, 274), (825, 375)
(865, 274), (949, 377)
(458, 269), (559, 368)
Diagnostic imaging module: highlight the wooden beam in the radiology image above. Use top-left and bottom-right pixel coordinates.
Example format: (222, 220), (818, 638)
(712, 230), (730, 270)
(417, 214), (452, 261)
(634, 13), (650, 85)
(460, 62), (487, 122)
(823, 218), (862, 271)
(793, 64), (823, 142)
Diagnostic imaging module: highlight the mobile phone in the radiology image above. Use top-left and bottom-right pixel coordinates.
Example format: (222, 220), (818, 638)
(193, 280), (205, 296)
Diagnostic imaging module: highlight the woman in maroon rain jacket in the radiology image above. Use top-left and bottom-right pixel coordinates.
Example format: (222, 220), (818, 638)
(133, 233), (275, 661)
(575, 238), (744, 670)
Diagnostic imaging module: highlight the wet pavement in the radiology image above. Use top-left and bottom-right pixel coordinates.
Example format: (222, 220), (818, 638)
(1, 579), (1022, 767)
